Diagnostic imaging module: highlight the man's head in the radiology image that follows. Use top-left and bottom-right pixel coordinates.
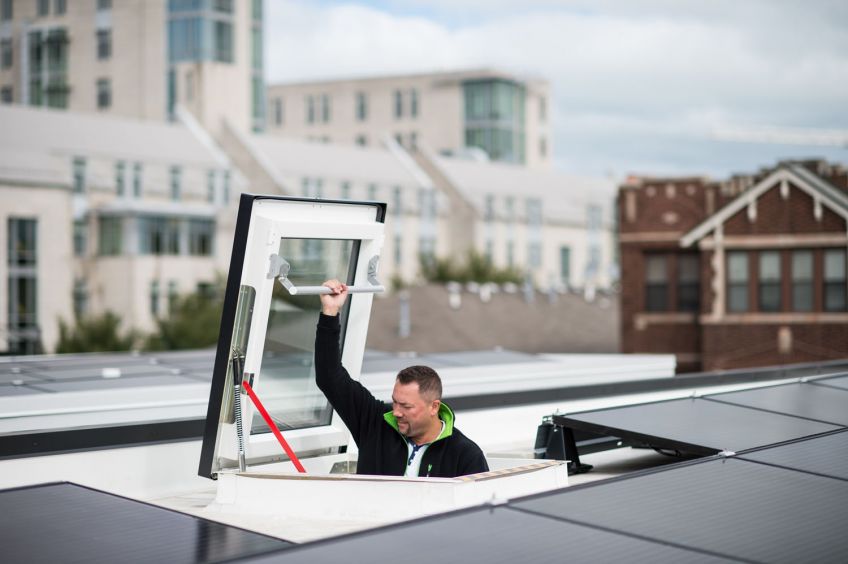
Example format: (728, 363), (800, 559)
(392, 365), (442, 443)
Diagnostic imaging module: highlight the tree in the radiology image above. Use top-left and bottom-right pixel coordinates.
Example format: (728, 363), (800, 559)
(56, 312), (136, 353)
(419, 250), (523, 284)
(144, 285), (224, 351)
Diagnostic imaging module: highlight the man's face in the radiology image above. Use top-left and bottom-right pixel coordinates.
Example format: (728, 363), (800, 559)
(391, 380), (439, 441)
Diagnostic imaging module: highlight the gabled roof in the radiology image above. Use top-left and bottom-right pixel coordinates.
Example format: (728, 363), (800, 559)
(680, 163), (848, 248)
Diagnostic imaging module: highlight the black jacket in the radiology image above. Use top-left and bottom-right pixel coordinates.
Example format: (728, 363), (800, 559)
(315, 313), (488, 477)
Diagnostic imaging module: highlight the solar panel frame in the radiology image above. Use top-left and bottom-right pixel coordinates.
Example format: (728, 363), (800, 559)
(736, 428), (848, 481)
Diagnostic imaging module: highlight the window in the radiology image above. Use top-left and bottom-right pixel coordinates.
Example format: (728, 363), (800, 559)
(0, 86), (11, 103)
(340, 181), (351, 200)
(213, 20), (233, 63)
(97, 0), (112, 11)
(409, 131), (417, 149)
(677, 254), (700, 312)
(356, 92), (367, 121)
(96, 78), (111, 109)
(367, 183), (377, 201)
(72, 157), (86, 193)
(222, 170), (230, 203)
(539, 137), (547, 158)
(150, 280), (160, 316)
(392, 186), (402, 216)
(394, 234), (402, 266)
(207, 170), (216, 203)
(73, 279), (87, 318)
(189, 219), (214, 256)
(8, 218), (39, 354)
(507, 241), (514, 267)
(132, 163), (142, 197)
(560, 247), (571, 284)
(38, 0), (49, 17)
(139, 217), (180, 255)
(213, 0), (232, 13)
(252, 0), (262, 20)
(727, 251), (749, 312)
(274, 97), (283, 126)
(394, 89), (402, 118)
(539, 96), (547, 121)
(526, 198), (542, 226)
(505, 197), (515, 221)
(306, 95), (315, 124)
(98, 217), (122, 256)
(8, 218), (37, 267)
(410, 89), (418, 118)
(355, 134), (367, 146)
(1, 39), (11, 69)
(791, 250), (813, 312)
(73, 219), (86, 257)
(528, 242), (542, 269)
(320, 93), (330, 122)
(1, 0), (12, 21)
(97, 30), (111, 60)
(55, 0), (66, 15)
(170, 166), (181, 201)
(645, 254), (668, 311)
(115, 161), (125, 196)
(168, 280), (179, 313)
(824, 249), (847, 311)
(758, 251), (781, 312)
(251, 27), (262, 71)
(484, 194), (494, 222)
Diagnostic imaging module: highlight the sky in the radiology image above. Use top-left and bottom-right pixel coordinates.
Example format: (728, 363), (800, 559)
(265, 0), (848, 179)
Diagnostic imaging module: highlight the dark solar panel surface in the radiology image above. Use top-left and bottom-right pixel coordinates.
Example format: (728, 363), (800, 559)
(27, 374), (205, 393)
(1, 483), (290, 564)
(705, 382), (848, 425)
(241, 505), (732, 564)
(513, 458), (848, 564)
(0, 384), (40, 396)
(560, 397), (839, 453)
(813, 374), (848, 391)
(740, 430), (848, 480)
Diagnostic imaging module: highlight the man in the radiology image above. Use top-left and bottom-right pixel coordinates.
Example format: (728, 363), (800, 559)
(315, 279), (488, 478)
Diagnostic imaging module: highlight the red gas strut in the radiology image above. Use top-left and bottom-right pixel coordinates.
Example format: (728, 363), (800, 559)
(241, 379), (306, 474)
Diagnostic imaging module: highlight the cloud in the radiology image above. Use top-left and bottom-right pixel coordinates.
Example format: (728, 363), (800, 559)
(265, 1), (848, 176)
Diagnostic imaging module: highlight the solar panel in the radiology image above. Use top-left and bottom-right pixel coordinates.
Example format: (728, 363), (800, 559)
(556, 397), (840, 455)
(705, 382), (848, 426)
(512, 457), (848, 563)
(812, 374), (848, 391)
(1, 482), (291, 563)
(240, 505), (730, 564)
(27, 374), (205, 393)
(739, 429), (848, 481)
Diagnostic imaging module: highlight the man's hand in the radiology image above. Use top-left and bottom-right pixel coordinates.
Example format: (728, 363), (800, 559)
(320, 279), (348, 316)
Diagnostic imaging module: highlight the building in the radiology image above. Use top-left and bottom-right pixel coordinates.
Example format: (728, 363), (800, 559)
(619, 159), (848, 372)
(418, 149), (617, 290)
(0, 103), (243, 354)
(218, 125), (443, 284)
(0, 0), (262, 133)
(266, 69), (552, 168)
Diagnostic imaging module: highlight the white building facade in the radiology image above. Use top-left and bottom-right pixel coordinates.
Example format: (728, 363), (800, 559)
(266, 69), (552, 169)
(0, 0), (262, 133)
(0, 104), (242, 354)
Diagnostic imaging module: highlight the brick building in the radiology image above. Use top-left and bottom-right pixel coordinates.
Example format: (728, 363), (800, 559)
(619, 159), (848, 372)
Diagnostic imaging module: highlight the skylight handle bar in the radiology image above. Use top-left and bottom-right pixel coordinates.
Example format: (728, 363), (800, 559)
(268, 254), (385, 295)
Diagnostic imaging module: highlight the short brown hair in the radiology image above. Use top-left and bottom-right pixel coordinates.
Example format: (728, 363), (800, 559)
(396, 365), (442, 401)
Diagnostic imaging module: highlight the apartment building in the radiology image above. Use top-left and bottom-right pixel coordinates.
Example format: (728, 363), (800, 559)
(266, 69), (552, 168)
(619, 160), (848, 372)
(0, 0), (262, 133)
(0, 104), (243, 354)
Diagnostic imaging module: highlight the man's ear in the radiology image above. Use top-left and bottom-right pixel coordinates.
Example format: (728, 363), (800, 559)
(431, 399), (441, 415)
